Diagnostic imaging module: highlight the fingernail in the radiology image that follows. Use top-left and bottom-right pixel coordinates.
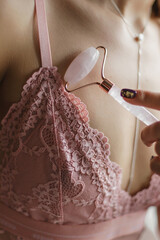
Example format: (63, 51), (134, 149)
(150, 155), (155, 161)
(120, 89), (137, 99)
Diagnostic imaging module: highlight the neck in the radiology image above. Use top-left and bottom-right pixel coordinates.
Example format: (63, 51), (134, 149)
(110, 0), (155, 32)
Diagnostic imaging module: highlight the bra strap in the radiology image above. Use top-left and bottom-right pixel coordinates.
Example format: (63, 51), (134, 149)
(35, 0), (53, 67)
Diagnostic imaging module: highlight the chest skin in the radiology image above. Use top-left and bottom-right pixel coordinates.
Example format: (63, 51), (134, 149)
(0, 0), (160, 196)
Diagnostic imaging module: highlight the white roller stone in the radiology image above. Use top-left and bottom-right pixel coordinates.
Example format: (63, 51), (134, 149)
(64, 47), (100, 84)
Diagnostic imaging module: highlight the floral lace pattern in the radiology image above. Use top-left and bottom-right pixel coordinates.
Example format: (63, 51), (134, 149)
(0, 67), (160, 228)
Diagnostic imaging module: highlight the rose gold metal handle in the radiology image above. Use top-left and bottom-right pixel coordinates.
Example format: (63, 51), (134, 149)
(65, 46), (113, 93)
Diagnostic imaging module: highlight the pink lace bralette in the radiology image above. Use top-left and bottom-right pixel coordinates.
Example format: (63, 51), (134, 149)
(0, 0), (160, 227)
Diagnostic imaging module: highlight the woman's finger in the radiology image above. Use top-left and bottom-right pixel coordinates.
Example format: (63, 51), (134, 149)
(155, 140), (160, 156)
(141, 121), (160, 146)
(120, 89), (160, 110)
(150, 156), (160, 175)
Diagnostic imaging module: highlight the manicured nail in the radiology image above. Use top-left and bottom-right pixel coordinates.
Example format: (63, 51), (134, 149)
(120, 89), (137, 99)
(150, 156), (155, 161)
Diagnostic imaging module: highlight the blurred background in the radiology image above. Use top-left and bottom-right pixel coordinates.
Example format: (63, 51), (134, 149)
(144, 206), (159, 239)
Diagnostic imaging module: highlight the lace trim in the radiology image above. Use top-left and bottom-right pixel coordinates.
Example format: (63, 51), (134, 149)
(0, 66), (160, 225)
(0, 67), (48, 126)
(60, 74), (160, 202)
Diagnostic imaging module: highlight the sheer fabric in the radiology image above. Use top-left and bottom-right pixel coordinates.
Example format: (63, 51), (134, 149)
(0, 0), (160, 239)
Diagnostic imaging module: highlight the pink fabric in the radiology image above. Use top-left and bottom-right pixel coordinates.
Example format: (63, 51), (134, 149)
(35, 0), (52, 67)
(0, 0), (160, 239)
(0, 202), (145, 240)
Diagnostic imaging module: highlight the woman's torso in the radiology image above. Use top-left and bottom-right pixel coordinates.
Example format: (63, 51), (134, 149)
(0, 0), (160, 197)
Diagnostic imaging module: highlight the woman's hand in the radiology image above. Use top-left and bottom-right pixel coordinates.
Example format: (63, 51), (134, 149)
(121, 88), (160, 175)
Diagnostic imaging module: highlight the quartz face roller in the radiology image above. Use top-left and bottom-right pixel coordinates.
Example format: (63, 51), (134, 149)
(64, 47), (100, 85)
(64, 46), (159, 126)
